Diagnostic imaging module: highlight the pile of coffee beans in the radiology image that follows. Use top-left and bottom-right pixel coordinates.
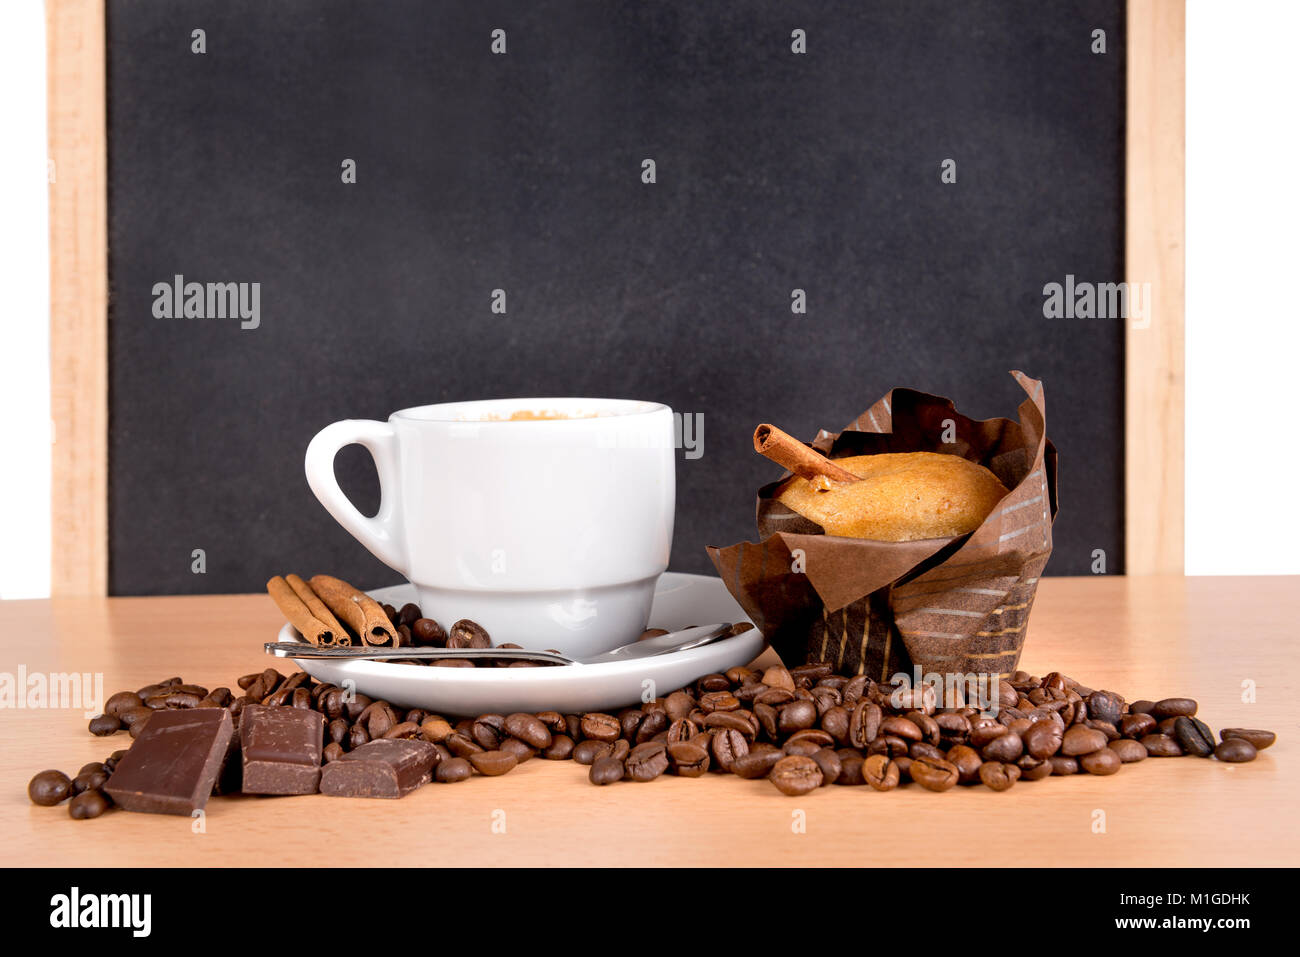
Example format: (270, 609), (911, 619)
(31, 648), (1278, 817)
(28, 750), (127, 819)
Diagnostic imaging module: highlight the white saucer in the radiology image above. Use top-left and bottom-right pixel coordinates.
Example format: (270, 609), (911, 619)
(278, 573), (766, 715)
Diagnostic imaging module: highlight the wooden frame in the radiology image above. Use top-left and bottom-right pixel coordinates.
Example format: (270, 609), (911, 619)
(1125, 0), (1186, 575)
(47, 0), (107, 596)
(44, 0), (1186, 594)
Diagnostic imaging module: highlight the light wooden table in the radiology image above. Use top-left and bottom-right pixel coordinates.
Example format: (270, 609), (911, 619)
(1, 576), (1294, 867)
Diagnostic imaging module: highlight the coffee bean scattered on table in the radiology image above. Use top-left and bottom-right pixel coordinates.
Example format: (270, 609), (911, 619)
(28, 599), (1280, 817)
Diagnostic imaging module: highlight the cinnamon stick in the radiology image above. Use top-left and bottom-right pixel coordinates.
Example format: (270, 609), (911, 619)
(266, 576), (348, 647)
(309, 574), (400, 647)
(753, 424), (861, 486)
(286, 573), (354, 647)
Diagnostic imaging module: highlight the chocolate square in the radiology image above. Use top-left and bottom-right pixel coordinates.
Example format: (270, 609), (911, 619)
(104, 708), (234, 815)
(240, 705), (324, 795)
(320, 739), (437, 799)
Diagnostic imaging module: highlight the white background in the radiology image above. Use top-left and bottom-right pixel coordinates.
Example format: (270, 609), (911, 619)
(2, 1), (1297, 597)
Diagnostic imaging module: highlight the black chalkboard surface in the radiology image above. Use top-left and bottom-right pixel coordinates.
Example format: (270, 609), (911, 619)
(107, 0), (1126, 595)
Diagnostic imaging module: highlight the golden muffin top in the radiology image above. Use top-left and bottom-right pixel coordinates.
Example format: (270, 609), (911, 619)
(775, 451), (1009, 542)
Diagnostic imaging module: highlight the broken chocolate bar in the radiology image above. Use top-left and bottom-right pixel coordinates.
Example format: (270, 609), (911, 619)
(320, 738), (437, 799)
(104, 708), (234, 815)
(240, 705), (324, 795)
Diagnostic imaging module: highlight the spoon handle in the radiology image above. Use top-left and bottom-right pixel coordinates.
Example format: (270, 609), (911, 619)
(263, 643), (572, 665)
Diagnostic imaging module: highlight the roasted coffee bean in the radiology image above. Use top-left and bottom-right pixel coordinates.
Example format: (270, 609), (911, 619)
(732, 747), (782, 779)
(909, 741), (946, 763)
(665, 718), (700, 746)
(979, 761), (1021, 791)
(449, 619), (492, 649)
(668, 741), (711, 777)
(1023, 720), (1063, 759)
(504, 713), (552, 750)
(635, 711), (669, 744)
(626, 742), (670, 782)
(835, 753), (867, 786)
(1140, 733), (1183, 757)
(327, 719), (349, 746)
(880, 715), (923, 742)
(910, 755), (959, 791)
(572, 739), (604, 766)
(1156, 716), (1180, 736)
(323, 742), (345, 763)
(808, 748), (842, 786)
(540, 735), (574, 760)
(1080, 748), (1121, 775)
(969, 718), (1007, 748)
(778, 699), (818, 733)
(87, 714), (121, 736)
(946, 744), (983, 784)
(664, 691), (695, 722)
(1108, 739), (1147, 763)
(581, 712), (621, 742)
(105, 691), (144, 718)
(1220, 728), (1275, 751)
(862, 754), (901, 791)
(1017, 756), (1053, 781)
(754, 688), (794, 709)
(699, 691), (740, 714)
(1120, 713), (1157, 738)
(769, 755), (823, 795)
(981, 732), (1024, 763)
(1129, 699), (1156, 715)
(703, 711), (753, 737)
(420, 717), (453, 743)
(782, 739), (821, 758)
(345, 694), (371, 722)
(365, 704), (397, 739)
(1085, 719), (1120, 741)
(935, 713), (971, 742)
(1153, 697), (1197, 719)
(471, 714), (507, 750)
(395, 602), (421, 628)
(618, 709), (645, 739)
(590, 755), (625, 785)
(445, 732), (484, 758)
(382, 721), (421, 741)
(1086, 690), (1124, 726)
(435, 757), (473, 783)
(710, 728), (749, 772)
(290, 688), (313, 710)
(1214, 739), (1258, 763)
(468, 750), (517, 776)
(1173, 716), (1215, 757)
(348, 724), (370, 751)
(28, 770), (73, 806)
(411, 618), (446, 646)
(68, 789), (112, 819)
(498, 737), (536, 763)
(1048, 755), (1079, 775)
(849, 701), (883, 748)
(698, 673), (731, 693)
(1061, 725), (1107, 756)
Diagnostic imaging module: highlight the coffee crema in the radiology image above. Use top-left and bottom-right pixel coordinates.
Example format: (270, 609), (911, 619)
(473, 410), (606, 421)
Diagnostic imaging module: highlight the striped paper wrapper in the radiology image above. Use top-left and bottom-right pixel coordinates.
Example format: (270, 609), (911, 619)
(707, 371), (1057, 681)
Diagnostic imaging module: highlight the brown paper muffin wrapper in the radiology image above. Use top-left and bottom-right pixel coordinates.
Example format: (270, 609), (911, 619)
(707, 371), (1057, 681)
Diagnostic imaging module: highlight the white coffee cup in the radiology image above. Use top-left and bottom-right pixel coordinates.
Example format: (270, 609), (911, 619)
(304, 398), (675, 657)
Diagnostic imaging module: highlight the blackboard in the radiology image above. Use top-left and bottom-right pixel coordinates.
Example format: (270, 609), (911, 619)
(107, 0), (1126, 595)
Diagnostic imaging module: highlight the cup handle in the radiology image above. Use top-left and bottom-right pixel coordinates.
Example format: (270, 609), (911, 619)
(304, 419), (405, 572)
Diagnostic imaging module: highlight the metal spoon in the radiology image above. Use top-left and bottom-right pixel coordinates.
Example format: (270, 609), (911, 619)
(264, 622), (736, 666)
